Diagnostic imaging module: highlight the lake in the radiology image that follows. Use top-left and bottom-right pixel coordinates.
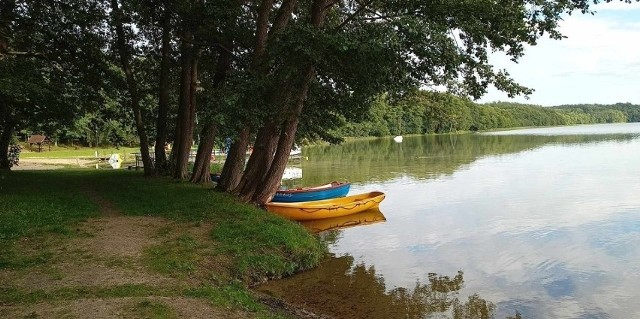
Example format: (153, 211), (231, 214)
(257, 123), (640, 319)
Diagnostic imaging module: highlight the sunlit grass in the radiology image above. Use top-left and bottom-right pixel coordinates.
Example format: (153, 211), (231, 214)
(89, 171), (326, 283)
(0, 169), (326, 282)
(0, 169), (325, 317)
(144, 234), (201, 276)
(20, 145), (140, 159)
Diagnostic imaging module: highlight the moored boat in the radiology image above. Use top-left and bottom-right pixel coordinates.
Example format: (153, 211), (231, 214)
(265, 191), (385, 221)
(271, 181), (350, 202)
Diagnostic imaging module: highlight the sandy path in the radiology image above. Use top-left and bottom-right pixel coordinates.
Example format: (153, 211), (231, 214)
(13, 158), (98, 170)
(0, 191), (250, 319)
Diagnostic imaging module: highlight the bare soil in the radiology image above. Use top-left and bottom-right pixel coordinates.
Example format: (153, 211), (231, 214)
(14, 158), (98, 170)
(0, 192), (259, 319)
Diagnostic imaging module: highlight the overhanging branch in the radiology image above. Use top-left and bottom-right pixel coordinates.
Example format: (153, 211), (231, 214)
(333, 0), (375, 32)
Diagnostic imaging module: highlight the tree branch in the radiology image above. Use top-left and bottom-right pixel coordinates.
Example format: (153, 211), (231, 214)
(5, 51), (46, 57)
(324, 0), (340, 10)
(333, 0), (375, 32)
(269, 0), (297, 36)
(175, 33), (243, 65)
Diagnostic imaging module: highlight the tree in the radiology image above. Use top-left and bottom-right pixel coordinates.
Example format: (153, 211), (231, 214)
(1, 0), (109, 170)
(220, 0), (628, 204)
(2, 0), (635, 208)
(110, 0), (154, 176)
(153, 1), (174, 173)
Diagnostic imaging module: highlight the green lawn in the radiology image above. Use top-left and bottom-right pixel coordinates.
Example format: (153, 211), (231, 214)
(0, 169), (325, 280)
(20, 146), (140, 159)
(0, 169), (326, 318)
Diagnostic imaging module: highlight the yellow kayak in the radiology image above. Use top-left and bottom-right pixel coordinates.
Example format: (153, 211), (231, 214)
(265, 191), (385, 221)
(299, 208), (386, 233)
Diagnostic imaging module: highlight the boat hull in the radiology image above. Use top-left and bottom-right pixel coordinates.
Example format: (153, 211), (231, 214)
(265, 191), (385, 221)
(272, 182), (350, 202)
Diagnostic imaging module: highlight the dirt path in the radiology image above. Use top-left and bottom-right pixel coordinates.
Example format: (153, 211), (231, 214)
(14, 158), (98, 170)
(0, 192), (251, 319)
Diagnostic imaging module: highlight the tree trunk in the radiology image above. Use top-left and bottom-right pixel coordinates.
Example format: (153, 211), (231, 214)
(0, 0), (15, 57)
(0, 116), (15, 170)
(216, 127), (250, 192)
(270, 0), (297, 34)
(110, 0), (154, 176)
(252, 67), (315, 204)
(233, 77), (295, 198)
(171, 34), (195, 180)
(189, 49), (231, 183)
(250, 0), (331, 204)
(189, 122), (217, 183)
(154, 11), (172, 174)
(254, 0), (275, 58)
(252, 119), (299, 204)
(233, 122), (280, 200)
(224, 0), (298, 196)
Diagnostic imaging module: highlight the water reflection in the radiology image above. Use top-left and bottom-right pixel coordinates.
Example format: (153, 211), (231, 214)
(483, 123), (640, 136)
(282, 124), (640, 318)
(301, 132), (638, 185)
(258, 255), (507, 319)
(299, 208), (386, 233)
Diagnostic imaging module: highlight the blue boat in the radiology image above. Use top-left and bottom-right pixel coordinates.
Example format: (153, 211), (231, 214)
(271, 181), (350, 203)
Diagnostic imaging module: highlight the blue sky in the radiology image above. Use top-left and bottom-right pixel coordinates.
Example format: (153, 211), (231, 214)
(478, 2), (640, 106)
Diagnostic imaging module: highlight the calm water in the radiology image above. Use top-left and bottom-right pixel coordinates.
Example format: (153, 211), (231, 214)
(258, 123), (640, 319)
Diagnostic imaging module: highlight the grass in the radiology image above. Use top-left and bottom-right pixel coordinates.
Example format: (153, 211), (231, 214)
(184, 282), (263, 312)
(0, 171), (98, 241)
(129, 300), (178, 319)
(0, 171), (100, 269)
(0, 285), (171, 304)
(144, 233), (202, 276)
(89, 170), (326, 282)
(19, 145), (140, 159)
(0, 169), (325, 318)
(0, 283), (286, 317)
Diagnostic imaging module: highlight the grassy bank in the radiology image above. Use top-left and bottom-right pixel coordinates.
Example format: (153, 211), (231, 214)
(0, 170), (326, 318)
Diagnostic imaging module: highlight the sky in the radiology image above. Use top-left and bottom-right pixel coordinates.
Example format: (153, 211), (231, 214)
(478, 2), (640, 106)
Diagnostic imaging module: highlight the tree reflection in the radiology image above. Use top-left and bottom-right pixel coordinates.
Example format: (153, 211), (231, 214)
(257, 255), (501, 319)
(300, 133), (638, 185)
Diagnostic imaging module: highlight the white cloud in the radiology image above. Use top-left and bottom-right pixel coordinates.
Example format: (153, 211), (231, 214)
(480, 6), (640, 106)
(593, 1), (640, 11)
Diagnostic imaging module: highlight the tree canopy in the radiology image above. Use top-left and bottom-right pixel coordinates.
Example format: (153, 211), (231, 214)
(1, 0), (637, 203)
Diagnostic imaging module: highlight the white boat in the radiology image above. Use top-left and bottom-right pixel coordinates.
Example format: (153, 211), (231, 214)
(290, 145), (302, 156)
(282, 167), (303, 180)
(289, 145), (302, 160)
(393, 135), (403, 143)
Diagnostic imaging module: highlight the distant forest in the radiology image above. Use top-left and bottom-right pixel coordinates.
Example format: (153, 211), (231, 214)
(329, 91), (640, 138)
(16, 90), (640, 146)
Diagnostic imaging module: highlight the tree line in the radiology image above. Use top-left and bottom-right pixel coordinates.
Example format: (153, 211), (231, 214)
(1, 0), (632, 204)
(333, 91), (640, 137)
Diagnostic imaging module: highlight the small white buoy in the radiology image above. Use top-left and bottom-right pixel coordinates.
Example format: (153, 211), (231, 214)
(393, 135), (403, 143)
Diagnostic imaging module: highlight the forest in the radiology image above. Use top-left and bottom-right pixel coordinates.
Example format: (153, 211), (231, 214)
(10, 89), (640, 146)
(2, 0), (635, 204)
(332, 91), (640, 138)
